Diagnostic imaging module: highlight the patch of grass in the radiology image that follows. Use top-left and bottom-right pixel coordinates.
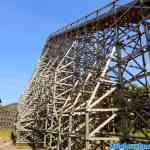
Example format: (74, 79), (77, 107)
(16, 144), (32, 150)
(134, 130), (150, 137)
(0, 128), (14, 141)
(0, 128), (33, 149)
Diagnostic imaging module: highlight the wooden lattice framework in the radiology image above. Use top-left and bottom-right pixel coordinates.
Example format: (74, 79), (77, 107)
(17, 0), (150, 149)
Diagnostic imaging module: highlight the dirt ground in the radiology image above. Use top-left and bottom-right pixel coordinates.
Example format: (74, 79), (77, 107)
(0, 140), (16, 150)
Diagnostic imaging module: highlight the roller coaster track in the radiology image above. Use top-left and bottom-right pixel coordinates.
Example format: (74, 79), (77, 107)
(17, 0), (150, 149)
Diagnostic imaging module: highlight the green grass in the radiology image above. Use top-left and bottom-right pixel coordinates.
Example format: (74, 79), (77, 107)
(16, 144), (32, 150)
(0, 128), (14, 141)
(133, 129), (150, 137)
(0, 128), (34, 149)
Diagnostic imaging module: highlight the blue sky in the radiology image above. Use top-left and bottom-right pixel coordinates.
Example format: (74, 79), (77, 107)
(0, 0), (129, 105)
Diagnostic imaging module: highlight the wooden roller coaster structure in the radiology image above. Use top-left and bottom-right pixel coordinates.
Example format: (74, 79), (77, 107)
(17, 0), (150, 149)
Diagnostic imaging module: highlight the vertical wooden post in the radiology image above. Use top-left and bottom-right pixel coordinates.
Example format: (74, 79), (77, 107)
(85, 111), (89, 150)
(69, 114), (72, 150)
(57, 116), (61, 150)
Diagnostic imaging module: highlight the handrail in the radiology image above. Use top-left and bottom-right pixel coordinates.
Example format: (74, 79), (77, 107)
(46, 0), (118, 41)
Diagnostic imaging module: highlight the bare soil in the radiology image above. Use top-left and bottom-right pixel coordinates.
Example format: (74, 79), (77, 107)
(0, 140), (16, 150)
